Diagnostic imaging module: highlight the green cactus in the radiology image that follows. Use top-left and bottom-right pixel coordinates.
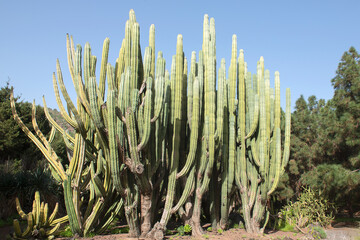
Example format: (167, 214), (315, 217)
(231, 46), (291, 233)
(11, 9), (291, 238)
(12, 191), (68, 239)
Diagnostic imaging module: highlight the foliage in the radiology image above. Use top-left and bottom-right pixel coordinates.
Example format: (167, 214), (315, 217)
(301, 164), (360, 214)
(309, 226), (327, 239)
(0, 82), (51, 170)
(331, 46), (360, 169)
(0, 167), (63, 219)
(278, 188), (335, 229)
(176, 224), (192, 236)
(277, 48), (360, 217)
(58, 225), (73, 237)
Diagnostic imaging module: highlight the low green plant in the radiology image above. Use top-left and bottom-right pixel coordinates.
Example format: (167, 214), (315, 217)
(217, 228), (223, 234)
(176, 225), (185, 236)
(278, 187), (335, 229)
(277, 222), (296, 232)
(184, 224), (192, 234)
(207, 227), (213, 231)
(58, 225), (72, 237)
(310, 226), (327, 239)
(202, 234), (209, 239)
(175, 224), (192, 236)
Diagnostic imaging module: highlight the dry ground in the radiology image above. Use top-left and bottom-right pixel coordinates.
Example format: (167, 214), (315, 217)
(1, 223), (360, 240)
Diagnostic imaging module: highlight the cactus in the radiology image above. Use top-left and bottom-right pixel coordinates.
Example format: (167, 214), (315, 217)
(232, 46), (291, 233)
(11, 9), (291, 238)
(10, 35), (124, 237)
(12, 191), (68, 239)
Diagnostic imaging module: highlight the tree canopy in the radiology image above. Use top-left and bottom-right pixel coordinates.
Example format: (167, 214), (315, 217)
(0, 82), (51, 170)
(277, 47), (360, 216)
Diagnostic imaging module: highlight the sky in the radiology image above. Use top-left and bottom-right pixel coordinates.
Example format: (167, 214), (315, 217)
(1, 0), (360, 111)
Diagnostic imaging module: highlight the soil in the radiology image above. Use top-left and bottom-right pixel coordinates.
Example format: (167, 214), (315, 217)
(1, 222), (359, 240)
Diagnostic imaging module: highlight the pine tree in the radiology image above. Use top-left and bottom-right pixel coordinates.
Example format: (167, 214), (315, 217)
(331, 46), (360, 168)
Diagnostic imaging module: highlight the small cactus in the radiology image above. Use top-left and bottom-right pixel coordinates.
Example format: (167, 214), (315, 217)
(12, 191), (68, 239)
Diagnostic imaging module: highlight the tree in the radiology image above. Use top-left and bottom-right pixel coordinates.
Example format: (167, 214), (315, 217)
(276, 95), (333, 201)
(0, 82), (51, 171)
(301, 164), (360, 217)
(330, 46), (360, 169)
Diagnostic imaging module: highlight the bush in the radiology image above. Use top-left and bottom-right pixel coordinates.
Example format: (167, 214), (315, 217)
(301, 164), (360, 216)
(278, 187), (335, 229)
(0, 167), (63, 219)
(310, 225), (327, 239)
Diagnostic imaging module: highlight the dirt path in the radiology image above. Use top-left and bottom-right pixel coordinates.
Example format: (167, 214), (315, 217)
(2, 225), (359, 240)
(325, 227), (360, 240)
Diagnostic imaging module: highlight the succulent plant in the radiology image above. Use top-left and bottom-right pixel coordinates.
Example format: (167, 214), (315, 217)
(12, 191), (68, 239)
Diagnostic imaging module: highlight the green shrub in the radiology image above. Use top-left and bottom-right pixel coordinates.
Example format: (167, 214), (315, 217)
(278, 187), (335, 229)
(310, 226), (327, 239)
(176, 224), (192, 236)
(301, 164), (360, 216)
(0, 168), (62, 219)
(184, 224), (192, 234)
(58, 225), (73, 237)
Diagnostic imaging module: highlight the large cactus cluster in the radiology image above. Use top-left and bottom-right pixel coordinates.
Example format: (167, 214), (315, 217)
(11, 9), (290, 238)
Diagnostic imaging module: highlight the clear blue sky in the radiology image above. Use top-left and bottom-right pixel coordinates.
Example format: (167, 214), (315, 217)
(1, 1), (359, 110)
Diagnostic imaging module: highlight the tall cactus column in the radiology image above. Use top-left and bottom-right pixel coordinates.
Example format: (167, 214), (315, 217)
(189, 15), (220, 236)
(146, 34), (184, 240)
(232, 49), (291, 233)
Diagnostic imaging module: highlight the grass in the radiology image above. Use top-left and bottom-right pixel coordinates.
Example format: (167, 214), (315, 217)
(276, 223), (297, 232)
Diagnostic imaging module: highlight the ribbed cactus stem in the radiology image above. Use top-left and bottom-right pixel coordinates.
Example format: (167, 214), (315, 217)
(199, 17), (216, 196)
(131, 22), (140, 91)
(177, 78), (200, 178)
(220, 58), (229, 229)
(137, 77), (153, 151)
(159, 34), (183, 227)
(108, 88), (125, 194)
(282, 88), (291, 172)
(149, 24), (155, 79)
(228, 35), (237, 192)
(125, 20), (131, 70)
